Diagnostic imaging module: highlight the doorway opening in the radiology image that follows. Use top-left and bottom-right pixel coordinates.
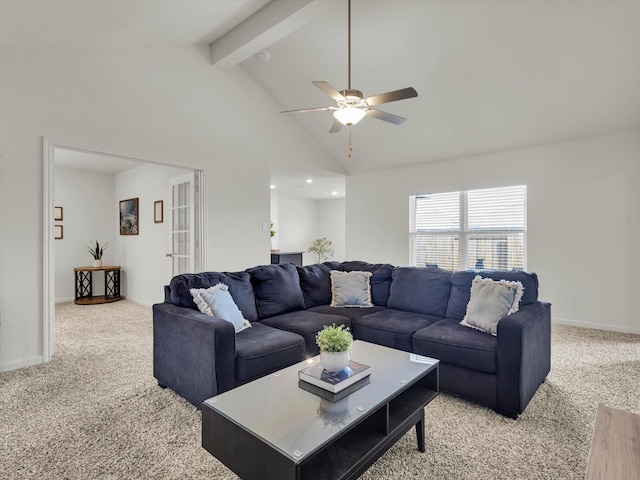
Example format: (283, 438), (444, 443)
(42, 138), (206, 361)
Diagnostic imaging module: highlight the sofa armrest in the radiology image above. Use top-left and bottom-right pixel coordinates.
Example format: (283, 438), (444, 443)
(496, 301), (551, 417)
(152, 303), (237, 408)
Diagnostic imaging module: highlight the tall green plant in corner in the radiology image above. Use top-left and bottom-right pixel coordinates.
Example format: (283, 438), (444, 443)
(308, 237), (334, 263)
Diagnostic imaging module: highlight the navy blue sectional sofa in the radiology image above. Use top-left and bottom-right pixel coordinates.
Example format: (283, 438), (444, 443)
(152, 261), (551, 418)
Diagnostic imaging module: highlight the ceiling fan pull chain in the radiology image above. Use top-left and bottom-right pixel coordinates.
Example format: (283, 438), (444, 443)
(348, 126), (353, 158)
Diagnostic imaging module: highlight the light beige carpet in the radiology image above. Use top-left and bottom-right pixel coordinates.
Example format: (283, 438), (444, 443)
(1, 301), (638, 479)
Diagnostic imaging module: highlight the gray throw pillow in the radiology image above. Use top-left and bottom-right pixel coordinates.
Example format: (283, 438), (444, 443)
(190, 283), (251, 333)
(460, 276), (524, 335)
(330, 271), (373, 308)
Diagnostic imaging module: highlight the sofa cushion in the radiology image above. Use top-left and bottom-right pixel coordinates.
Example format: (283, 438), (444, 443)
(330, 270), (373, 308)
(412, 319), (498, 373)
(350, 309), (441, 352)
(234, 323), (306, 385)
(297, 263), (333, 308)
(307, 304), (386, 321)
(190, 284), (251, 333)
(246, 264), (305, 319)
(387, 267), (452, 317)
(340, 261), (394, 307)
(460, 276), (524, 335)
(446, 270), (539, 320)
(260, 310), (350, 356)
(169, 271), (258, 322)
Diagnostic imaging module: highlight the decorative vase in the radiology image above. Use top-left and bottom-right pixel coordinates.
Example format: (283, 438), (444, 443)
(320, 351), (350, 372)
(92, 259), (103, 268)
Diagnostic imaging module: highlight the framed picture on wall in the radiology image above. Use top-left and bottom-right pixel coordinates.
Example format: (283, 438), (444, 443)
(119, 197), (139, 235)
(154, 200), (163, 223)
(54, 206), (63, 221)
(54, 225), (63, 239)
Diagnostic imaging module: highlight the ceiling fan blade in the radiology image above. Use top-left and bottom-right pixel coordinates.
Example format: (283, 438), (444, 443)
(366, 109), (407, 125)
(329, 119), (343, 133)
(365, 87), (418, 107)
(312, 81), (346, 101)
(280, 106), (332, 114)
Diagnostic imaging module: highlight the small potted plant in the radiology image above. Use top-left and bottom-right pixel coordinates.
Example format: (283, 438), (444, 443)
(315, 324), (353, 372)
(88, 239), (108, 268)
(308, 237), (334, 263)
(270, 222), (276, 250)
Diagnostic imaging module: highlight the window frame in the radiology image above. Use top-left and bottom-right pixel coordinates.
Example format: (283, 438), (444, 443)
(410, 186), (527, 271)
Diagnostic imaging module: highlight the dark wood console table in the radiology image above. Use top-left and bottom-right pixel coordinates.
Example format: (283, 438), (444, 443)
(74, 265), (121, 305)
(270, 251), (303, 267)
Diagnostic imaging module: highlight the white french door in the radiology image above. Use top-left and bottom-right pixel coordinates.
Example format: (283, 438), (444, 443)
(169, 172), (196, 276)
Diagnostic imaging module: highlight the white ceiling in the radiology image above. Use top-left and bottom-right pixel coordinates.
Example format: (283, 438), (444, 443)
(0, 0), (269, 45)
(240, 0), (640, 175)
(5, 0), (640, 197)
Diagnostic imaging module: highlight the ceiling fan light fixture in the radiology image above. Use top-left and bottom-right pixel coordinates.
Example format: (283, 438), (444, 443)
(333, 106), (366, 126)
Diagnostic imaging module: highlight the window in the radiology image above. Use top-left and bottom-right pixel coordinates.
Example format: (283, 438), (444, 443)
(410, 185), (526, 271)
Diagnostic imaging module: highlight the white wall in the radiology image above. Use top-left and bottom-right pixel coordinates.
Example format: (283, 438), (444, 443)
(278, 195), (318, 265)
(0, 44), (338, 372)
(54, 167), (116, 302)
(318, 198), (346, 262)
(115, 163), (191, 305)
(276, 195), (345, 265)
(346, 132), (640, 333)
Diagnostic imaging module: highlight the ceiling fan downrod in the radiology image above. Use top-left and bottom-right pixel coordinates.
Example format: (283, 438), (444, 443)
(347, 0), (352, 90)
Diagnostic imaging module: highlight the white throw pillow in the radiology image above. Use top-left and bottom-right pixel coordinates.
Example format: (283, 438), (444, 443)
(190, 283), (251, 333)
(460, 275), (524, 336)
(330, 270), (373, 308)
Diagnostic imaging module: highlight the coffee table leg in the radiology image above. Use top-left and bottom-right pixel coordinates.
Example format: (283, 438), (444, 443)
(415, 409), (425, 452)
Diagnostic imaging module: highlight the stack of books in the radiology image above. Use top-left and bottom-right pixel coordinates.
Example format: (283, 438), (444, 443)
(298, 360), (371, 402)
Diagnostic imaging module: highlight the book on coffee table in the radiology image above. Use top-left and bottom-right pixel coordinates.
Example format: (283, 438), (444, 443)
(298, 360), (370, 394)
(298, 375), (370, 402)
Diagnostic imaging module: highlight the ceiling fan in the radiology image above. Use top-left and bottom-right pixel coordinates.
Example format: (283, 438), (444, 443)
(280, 0), (418, 134)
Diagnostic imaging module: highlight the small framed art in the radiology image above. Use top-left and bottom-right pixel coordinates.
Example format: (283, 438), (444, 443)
(54, 206), (63, 221)
(119, 197), (139, 235)
(154, 200), (164, 223)
(54, 225), (63, 240)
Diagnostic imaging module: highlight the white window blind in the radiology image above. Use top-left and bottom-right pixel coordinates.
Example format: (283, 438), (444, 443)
(410, 185), (526, 271)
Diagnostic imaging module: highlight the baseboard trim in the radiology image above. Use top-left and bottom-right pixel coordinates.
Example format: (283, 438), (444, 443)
(53, 297), (153, 307)
(121, 296), (153, 307)
(0, 355), (44, 372)
(553, 317), (640, 335)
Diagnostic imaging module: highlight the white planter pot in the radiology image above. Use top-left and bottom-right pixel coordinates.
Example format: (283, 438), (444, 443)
(92, 259), (103, 268)
(320, 351), (350, 372)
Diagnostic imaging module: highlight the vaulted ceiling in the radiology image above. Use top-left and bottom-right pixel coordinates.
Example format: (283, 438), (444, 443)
(236, 0), (640, 175)
(3, 0), (640, 196)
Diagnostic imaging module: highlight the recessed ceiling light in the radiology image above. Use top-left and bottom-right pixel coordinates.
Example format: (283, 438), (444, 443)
(270, 184), (276, 189)
(306, 179), (313, 184)
(331, 191), (338, 196)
